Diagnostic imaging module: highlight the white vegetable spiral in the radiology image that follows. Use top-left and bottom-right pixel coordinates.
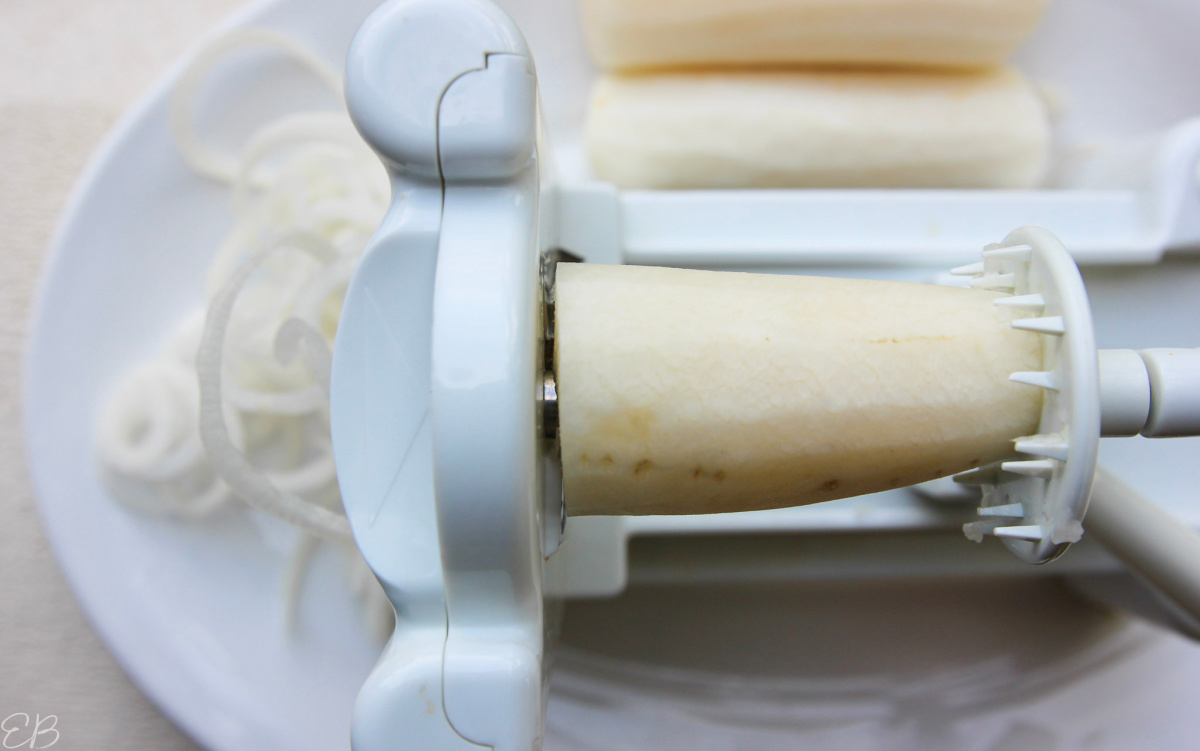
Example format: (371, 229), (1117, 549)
(95, 27), (393, 639)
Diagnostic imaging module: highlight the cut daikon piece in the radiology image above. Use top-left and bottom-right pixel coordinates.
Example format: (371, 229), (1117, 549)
(555, 264), (1043, 516)
(579, 0), (1049, 71)
(586, 67), (1049, 189)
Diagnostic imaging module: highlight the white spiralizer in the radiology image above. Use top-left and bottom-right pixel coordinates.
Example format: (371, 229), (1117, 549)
(329, 1), (1200, 749)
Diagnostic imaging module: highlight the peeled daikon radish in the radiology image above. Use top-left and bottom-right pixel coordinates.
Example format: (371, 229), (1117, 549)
(578, 0), (1049, 71)
(586, 67), (1050, 189)
(555, 264), (1043, 516)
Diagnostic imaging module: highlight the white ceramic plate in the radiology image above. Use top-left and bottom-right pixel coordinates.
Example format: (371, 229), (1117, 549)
(24, 0), (1200, 749)
(26, 2), (398, 749)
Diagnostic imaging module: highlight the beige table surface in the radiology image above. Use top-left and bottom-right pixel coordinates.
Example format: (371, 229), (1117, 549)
(0, 2), (251, 749)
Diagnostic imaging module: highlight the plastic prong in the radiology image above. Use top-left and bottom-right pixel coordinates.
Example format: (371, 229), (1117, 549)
(1010, 371), (1058, 390)
(1001, 459), (1058, 478)
(994, 525), (1046, 541)
(1014, 438), (1069, 462)
(994, 293), (1046, 309)
(1012, 316), (1066, 335)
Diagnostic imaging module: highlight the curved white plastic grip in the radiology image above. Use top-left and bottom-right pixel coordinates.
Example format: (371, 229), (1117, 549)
(334, 1), (544, 750)
(332, 187), (477, 750)
(432, 50), (546, 751)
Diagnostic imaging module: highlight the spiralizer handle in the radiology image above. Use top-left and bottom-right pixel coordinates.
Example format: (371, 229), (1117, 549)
(1087, 469), (1200, 629)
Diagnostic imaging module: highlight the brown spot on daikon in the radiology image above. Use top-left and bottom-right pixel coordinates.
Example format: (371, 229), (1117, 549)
(693, 467), (703, 479)
(888, 477), (901, 488)
(601, 454), (614, 466)
(593, 407), (657, 444)
(821, 479), (840, 492)
(580, 454), (589, 464)
(714, 470), (726, 482)
(970, 458), (981, 467)
(634, 460), (654, 476)
(626, 409), (654, 437)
